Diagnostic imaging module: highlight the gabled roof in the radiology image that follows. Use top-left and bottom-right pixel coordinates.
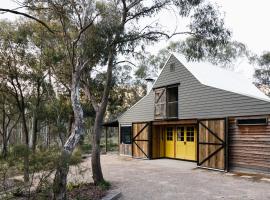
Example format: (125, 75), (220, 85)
(118, 54), (270, 123)
(173, 54), (270, 102)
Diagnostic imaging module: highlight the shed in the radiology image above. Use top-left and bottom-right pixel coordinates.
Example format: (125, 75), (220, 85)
(117, 54), (270, 174)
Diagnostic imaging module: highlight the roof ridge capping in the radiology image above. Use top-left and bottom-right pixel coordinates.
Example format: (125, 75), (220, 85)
(172, 53), (270, 103)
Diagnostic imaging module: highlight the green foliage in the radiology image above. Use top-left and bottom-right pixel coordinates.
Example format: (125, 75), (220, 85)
(66, 182), (84, 192)
(0, 146), (83, 177)
(11, 144), (30, 159)
(70, 148), (83, 165)
(30, 148), (60, 171)
(98, 180), (111, 190)
(254, 52), (270, 96)
(80, 143), (92, 154)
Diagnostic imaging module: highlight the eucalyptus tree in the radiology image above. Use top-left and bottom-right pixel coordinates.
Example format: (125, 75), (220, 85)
(18, 1), (102, 198)
(254, 52), (270, 96)
(0, 21), (34, 182)
(0, 88), (20, 158)
(81, 0), (235, 185)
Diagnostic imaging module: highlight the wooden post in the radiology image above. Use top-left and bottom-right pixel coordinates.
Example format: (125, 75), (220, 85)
(105, 127), (108, 153)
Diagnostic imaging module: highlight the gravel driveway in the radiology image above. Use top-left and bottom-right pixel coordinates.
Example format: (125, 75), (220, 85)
(76, 154), (270, 200)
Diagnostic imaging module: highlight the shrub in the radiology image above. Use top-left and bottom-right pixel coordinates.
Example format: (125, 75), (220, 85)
(70, 147), (82, 165)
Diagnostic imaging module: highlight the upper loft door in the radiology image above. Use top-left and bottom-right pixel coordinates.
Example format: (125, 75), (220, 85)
(154, 88), (166, 120)
(154, 85), (178, 120)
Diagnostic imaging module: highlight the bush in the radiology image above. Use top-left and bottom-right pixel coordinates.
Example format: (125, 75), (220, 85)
(98, 180), (111, 190)
(70, 147), (82, 165)
(11, 144), (30, 158)
(80, 143), (92, 154)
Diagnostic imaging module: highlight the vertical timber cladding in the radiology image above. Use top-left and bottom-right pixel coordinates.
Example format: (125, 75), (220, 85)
(198, 118), (228, 171)
(132, 122), (151, 159)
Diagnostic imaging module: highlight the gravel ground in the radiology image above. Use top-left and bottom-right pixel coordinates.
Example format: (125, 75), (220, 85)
(78, 153), (270, 200)
(9, 153), (270, 200)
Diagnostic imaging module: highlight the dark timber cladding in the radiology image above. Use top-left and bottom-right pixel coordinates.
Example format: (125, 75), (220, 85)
(229, 116), (270, 173)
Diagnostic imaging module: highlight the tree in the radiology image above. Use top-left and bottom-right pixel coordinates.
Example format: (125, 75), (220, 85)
(0, 21), (36, 182)
(254, 52), (270, 96)
(18, 1), (101, 199)
(82, 0), (235, 185)
(0, 88), (20, 158)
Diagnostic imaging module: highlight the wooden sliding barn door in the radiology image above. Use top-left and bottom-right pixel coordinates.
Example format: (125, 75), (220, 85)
(132, 122), (151, 159)
(198, 118), (228, 171)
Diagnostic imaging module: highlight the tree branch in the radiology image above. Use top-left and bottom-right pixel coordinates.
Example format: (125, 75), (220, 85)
(115, 60), (136, 67)
(82, 81), (99, 112)
(0, 8), (54, 33)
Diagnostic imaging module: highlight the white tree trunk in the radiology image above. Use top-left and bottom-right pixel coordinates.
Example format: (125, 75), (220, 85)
(53, 69), (84, 200)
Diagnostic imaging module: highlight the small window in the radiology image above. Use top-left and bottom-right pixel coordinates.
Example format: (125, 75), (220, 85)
(186, 127), (195, 142)
(167, 86), (178, 118)
(167, 127), (173, 141)
(120, 126), (132, 144)
(170, 63), (175, 72)
(237, 118), (268, 126)
(177, 127), (185, 141)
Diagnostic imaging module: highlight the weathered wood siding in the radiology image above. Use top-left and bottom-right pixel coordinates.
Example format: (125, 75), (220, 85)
(132, 123), (149, 159)
(119, 144), (132, 156)
(229, 116), (270, 173)
(198, 119), (225, 170)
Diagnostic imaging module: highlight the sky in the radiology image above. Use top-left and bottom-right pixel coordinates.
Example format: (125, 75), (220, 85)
(1, 0), (270, 80)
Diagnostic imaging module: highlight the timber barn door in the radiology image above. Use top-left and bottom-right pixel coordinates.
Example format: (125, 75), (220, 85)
(132, 122), (151, 159)
(198, 118), (228, 171)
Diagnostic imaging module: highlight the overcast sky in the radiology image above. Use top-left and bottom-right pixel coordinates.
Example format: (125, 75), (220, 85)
(1, 0), (270, 80)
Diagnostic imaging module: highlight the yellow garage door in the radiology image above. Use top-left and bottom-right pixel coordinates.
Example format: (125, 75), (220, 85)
(165, 127), (174, 158)
(175, 126), (197, 161)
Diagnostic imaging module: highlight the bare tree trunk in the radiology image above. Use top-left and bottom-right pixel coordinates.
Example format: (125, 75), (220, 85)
(91, 112), (104, 184)
(1, 102), (8, 158)
(2, 135), (8, 158)
(21, 114), (30, 182)
(53, 70), (84, 200)
(31, 111), (38, 152)
(90, 50), (114, 184)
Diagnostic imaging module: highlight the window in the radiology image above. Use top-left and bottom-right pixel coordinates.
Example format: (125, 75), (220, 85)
(170, 63), (175, 72)
(120, 126), (132, 144)
(237, 118), (268, 126)
(177, 127), (185, 141)
(167, 127), (173, 141)
(186, 127), (195, 142)
(167, 86), (178, 118)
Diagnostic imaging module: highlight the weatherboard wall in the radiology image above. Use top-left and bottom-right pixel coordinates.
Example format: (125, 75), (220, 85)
(118, 55), (270, 124)
(118, 91), (155, 124)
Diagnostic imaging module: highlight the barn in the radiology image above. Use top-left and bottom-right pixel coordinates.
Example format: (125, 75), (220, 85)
(117, 54), (270, 174)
